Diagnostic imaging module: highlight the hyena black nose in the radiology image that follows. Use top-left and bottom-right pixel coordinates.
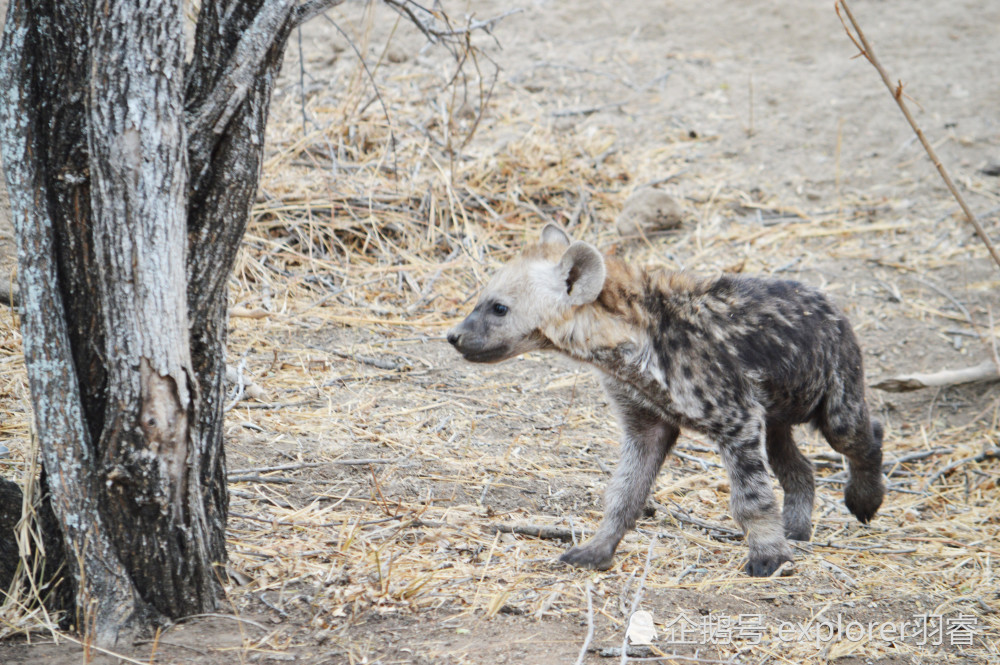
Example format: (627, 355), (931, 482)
(446, 330), (461, 347)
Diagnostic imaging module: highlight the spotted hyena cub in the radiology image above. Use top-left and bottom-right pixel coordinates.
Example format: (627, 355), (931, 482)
(447, 224), (884, 576)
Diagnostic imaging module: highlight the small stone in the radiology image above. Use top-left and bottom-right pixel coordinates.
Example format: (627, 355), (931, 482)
(385, 46), (409, 64)
(615, 188), (685, 236)
(980, 161), (1000, 177)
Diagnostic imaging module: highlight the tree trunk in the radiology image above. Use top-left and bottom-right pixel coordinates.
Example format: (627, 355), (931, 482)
(0, 0), (315, 645)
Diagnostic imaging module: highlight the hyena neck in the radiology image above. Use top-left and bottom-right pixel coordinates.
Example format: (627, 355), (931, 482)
(543, 258), (712, 407)
(544, 256), (659, 381)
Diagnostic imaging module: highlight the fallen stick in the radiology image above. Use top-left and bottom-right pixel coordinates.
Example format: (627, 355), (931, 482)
(227, 475), (301, 485)
(872, 361), (998, 392)
(230, 307), (271, 319)
(228, 462), (328, 475)
(226, 459), (399, 476)
(836, 0), (1000, 272)
(883, 447), (955, 473)
(328, 348), (410, 371)
(650, 500), (742, 538)
(924, 447), (1000, 488)
(492, 523), (576, 542)
(595, 648), (734, 664)
(327, 457), (404, 466)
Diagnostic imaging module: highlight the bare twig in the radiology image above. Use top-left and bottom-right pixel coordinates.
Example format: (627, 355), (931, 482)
(924, 447), (1000, 488)
(227, 459), (398, 478)
(910, 275), (975, 329)
(836, 0), (1000, 272)
(621, 537), (657, 665)
(327, 457), (404, 465)
(650, 500), (742, 538)
(574, 580), (595, 665)
(328, 348), (409, 371)
(383, 1), (521, 45)
(320, 14), (399, 180)
(552, 101), (626, 118)
(227, 475), (302, 485)
(883, 447), (955, 474)
(228, 462), (327, 475)
(292, 0), (347, 28)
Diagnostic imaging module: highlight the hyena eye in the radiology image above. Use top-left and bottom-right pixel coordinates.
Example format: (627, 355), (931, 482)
(491, 303), (509, 316)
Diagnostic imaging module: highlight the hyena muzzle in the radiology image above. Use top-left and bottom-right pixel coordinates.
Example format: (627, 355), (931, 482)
(447, 224), (885, 576)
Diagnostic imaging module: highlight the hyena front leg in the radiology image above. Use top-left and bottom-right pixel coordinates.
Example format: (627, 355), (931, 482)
(716, 414), (794, 577)
(765, 422), (815, 542)
(560, 383), (678, 570)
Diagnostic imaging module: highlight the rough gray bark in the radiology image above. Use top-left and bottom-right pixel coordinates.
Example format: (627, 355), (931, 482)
(88, 0), (215, 620)
(0, 0), (339, 645)
(0, 0), (142, 644)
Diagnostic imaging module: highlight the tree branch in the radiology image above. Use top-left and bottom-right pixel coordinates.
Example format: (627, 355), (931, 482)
(291, 0), (347, 27)
(187, 0), (296, 170)
(836, 0), (1000, 272)
(382, 1), (521, 48)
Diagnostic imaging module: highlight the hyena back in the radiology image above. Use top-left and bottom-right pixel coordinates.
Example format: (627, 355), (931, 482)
(447, 224), (884, 576)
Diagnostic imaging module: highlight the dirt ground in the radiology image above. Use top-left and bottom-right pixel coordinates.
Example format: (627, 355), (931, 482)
(1, 0), (999, 664)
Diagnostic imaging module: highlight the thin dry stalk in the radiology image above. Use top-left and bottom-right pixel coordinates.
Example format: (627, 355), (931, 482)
(574, 579), (595, 665)
(621, 536), (656, 665)
(835, 0), (1000, 272)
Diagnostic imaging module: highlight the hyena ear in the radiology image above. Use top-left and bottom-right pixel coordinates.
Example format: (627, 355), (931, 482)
(558, 241), (606, 305)
(541, 223), (571, 247)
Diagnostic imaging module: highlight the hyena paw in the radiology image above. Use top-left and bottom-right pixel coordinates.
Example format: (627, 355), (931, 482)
(745, 544), (794, 577)
(845, 472), (884, 524)
(559, 544), (615, 571)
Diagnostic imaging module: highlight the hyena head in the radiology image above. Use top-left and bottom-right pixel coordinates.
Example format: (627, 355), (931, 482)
(447, 224), (606, 363)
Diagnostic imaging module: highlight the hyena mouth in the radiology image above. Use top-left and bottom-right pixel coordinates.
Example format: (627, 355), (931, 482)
(458, 345), (511, 363)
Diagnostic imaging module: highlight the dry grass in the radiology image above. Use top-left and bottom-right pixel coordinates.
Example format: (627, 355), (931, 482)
(1, 6), (999, 664)
(218, 42), (999, 662)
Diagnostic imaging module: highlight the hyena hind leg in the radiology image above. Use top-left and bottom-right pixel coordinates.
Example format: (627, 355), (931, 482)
(819, 396), (885, 524)
(560, 396), (679, 570)
(765, 422), (814, 542)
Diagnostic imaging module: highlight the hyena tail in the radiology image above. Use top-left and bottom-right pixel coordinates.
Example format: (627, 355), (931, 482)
(817, 390), (885, 525)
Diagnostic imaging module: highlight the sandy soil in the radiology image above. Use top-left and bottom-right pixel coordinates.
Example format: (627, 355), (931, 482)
(1, 1), (998, 664)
